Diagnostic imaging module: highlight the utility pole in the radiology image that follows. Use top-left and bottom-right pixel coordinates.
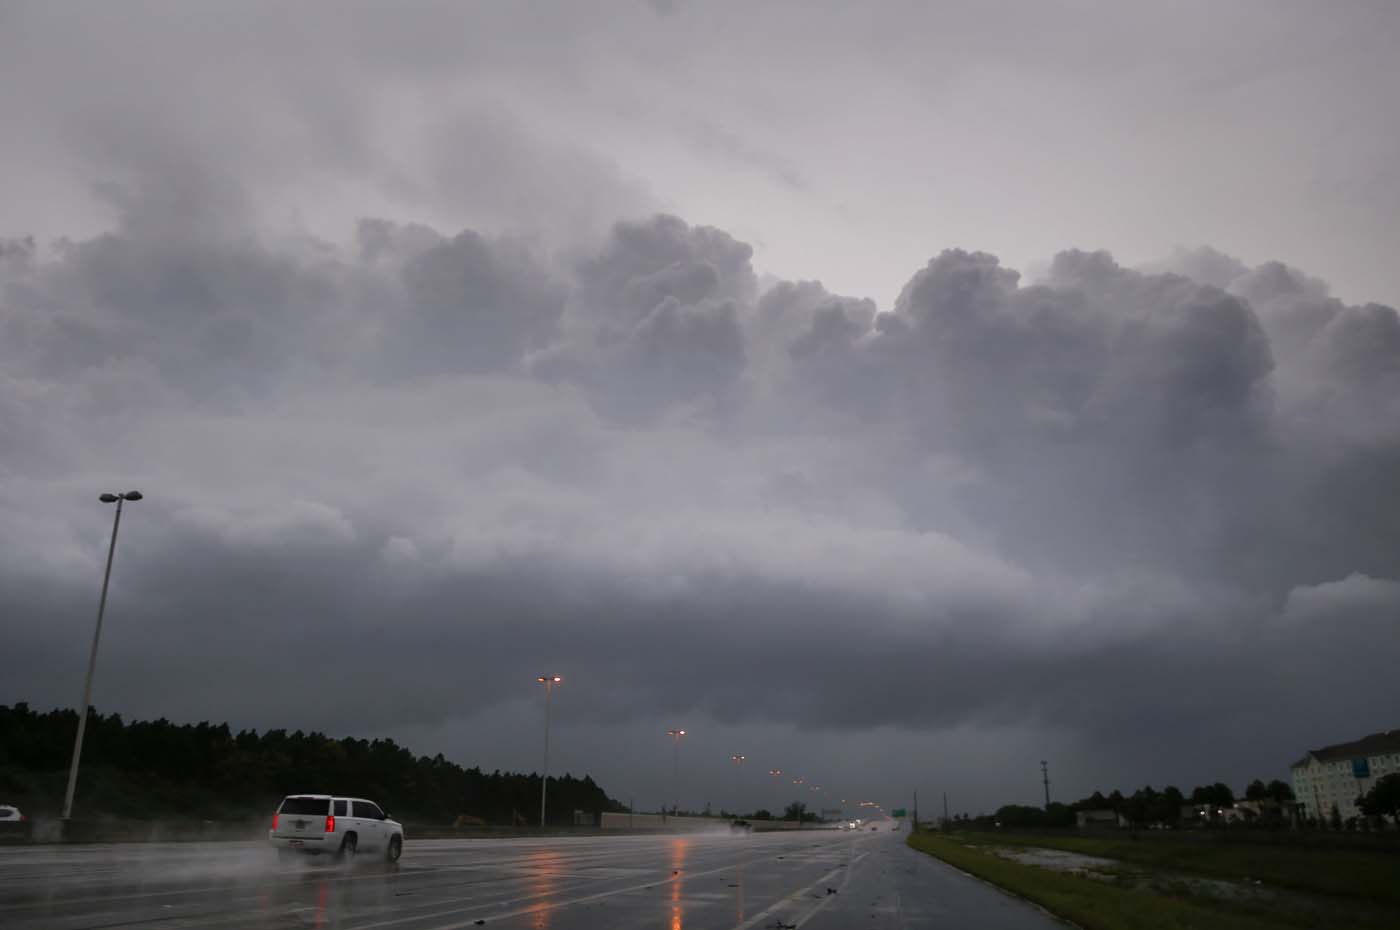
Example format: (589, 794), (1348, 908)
(943, 791), (949, 828)
(913, 790), (919, 833)
(1041, 760), (1051, 809)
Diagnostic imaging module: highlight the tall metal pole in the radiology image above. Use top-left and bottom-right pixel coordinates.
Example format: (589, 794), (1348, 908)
(667, 729), (685, 815)
(63, 496), (125, 821)
(1041, 760), (1050, 809)
(731, 754), (745, 815)
(537, 676), (561, 827)
(540, 680), (552, 827)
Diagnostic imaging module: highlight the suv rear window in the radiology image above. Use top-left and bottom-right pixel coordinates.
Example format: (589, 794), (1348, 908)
(278, 797), (330, 815)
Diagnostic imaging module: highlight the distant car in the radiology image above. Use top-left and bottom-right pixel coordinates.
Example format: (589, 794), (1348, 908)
(269, 795), (403, 863)
(729, 819), (752, 833)
(0, 805), (23, 823)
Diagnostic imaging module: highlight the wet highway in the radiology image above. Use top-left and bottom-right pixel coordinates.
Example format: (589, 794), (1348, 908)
(0, 828), (1063, 929)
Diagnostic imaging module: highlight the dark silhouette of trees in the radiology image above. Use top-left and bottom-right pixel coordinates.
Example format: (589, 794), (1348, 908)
(1190, 782), (1236, 807)
(0, 703), (624, 824)
(1357, 773), (1400, 826)
(782, 801), (816, 822)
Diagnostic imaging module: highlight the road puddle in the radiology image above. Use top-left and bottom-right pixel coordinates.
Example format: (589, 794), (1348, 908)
(980, 845), (1279, 903)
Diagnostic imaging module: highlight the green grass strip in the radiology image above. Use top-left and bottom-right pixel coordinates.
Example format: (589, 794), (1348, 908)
(952, 830), (1400, 907)
(907, 832), (1316, 930)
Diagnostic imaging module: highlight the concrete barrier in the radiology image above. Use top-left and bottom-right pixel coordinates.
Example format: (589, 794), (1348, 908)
(599, 813), (817, 832)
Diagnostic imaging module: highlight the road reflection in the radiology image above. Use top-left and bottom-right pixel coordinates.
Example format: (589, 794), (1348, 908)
(314, 880), (329, 929)
(670, 837), (689, 930)
(525, 847), (562, 930)
(734, 848), (745, 923)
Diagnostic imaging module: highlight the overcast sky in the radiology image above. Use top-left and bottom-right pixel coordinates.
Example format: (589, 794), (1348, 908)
(3, 0), (1399, 817)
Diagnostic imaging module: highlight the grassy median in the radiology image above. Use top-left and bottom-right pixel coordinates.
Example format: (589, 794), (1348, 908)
(907, 831), (1400, 930)
(951, 830), (1400, 908)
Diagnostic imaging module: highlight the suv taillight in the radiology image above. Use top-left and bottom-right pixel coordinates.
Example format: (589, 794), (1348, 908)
(325, 814), (335, 833)
(272, 813), (279, 831)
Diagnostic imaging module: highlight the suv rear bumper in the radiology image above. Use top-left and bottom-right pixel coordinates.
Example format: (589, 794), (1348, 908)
(269, 831), (337, 853)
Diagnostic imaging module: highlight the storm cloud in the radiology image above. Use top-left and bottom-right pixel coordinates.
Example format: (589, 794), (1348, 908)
(2, 0), (1399, 813)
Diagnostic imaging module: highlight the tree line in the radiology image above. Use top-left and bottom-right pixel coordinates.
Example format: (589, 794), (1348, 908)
(0, 703), (626, 825)
(962, 779), (1297, 830)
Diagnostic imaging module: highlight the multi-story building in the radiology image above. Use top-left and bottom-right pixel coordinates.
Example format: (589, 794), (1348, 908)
(1290, 729), (1400, 821)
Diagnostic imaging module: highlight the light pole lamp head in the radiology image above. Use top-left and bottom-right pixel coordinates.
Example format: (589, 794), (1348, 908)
(731, 754), (745, 763)
(99, 494), (120, 503)
(537, 675), (562, 683)
(122, 491), (143, 501)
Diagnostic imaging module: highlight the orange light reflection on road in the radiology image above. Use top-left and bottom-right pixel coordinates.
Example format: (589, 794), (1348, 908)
(734, 852), (746, 923)
(670, 837), (689, 930)
(525, 848), (562, 930)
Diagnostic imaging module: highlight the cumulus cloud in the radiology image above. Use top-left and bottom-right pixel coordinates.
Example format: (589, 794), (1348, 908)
(529, 215), (756, 421)
(6, 187), (1400, 809)
(3, 0), (1400, 805)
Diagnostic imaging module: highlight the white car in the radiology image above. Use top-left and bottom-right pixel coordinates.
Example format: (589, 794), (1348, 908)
(269, 795), (403, 862)
(0, 805), (24, 823)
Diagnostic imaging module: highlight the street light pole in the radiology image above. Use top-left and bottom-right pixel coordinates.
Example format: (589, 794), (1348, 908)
(666, 729), (686, 815)
(730, 754), (745, 815)
(63, 490), (143, 822)
(537, 676), (561, 827)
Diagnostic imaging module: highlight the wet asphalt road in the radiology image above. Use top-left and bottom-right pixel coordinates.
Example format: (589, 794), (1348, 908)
(0, 829), (1064, 929)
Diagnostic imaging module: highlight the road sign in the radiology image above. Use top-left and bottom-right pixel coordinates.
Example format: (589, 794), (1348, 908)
(891, 808), (907, 818)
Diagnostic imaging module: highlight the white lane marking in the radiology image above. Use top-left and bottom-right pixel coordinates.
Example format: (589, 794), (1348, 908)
(343, 860), (740, 930)
(0, 841), (677, 914)
(343, 835), (850, 930)
(727, 852), (867, 930)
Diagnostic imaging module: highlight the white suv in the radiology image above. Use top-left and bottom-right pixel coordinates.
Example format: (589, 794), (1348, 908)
(269, 795), (403, 862)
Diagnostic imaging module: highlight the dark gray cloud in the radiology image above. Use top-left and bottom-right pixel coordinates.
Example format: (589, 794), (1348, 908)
(4, 1), (1400, 813)
(531, 215), (755, 420)
(5, 187), (1400, 811)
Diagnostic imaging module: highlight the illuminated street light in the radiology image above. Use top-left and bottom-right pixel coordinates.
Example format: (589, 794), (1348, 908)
(730, 754), (745, 814)
(535, 675), (562, 827)
(666, 729), (686, 814)
(63, 490), (143, 822)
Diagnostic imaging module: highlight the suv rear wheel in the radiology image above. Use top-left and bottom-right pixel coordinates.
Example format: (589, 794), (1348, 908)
(338, 833), (358, 861)
(385, 835), (402, 863)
